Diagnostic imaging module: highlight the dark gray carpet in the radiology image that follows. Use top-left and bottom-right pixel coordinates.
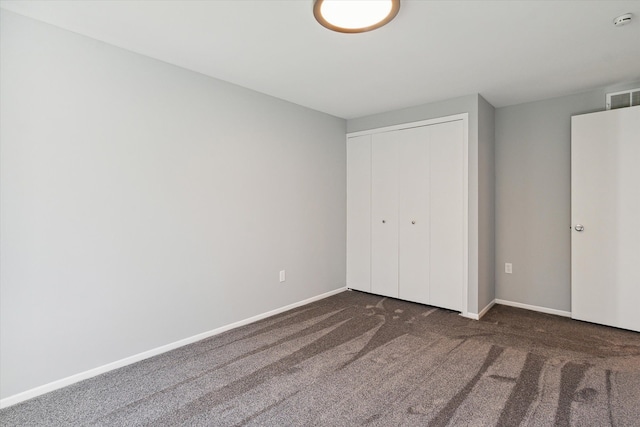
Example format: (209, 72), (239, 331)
(2, 290), (640, 426)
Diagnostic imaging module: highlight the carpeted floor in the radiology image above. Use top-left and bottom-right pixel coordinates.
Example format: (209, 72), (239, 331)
(2, 290), (640, 426)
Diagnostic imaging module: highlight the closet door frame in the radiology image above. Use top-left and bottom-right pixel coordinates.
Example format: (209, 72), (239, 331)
(347, 113), (469, 318)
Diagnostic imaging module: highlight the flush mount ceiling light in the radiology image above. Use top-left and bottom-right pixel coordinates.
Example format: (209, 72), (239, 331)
(313, 0), (400, 33)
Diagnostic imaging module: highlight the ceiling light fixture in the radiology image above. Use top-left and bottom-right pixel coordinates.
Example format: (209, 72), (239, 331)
(313, 0), (400, 33)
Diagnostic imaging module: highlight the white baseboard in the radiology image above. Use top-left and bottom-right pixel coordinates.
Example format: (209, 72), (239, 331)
(477, 300), (496, 319)
(0, 287), (346, 409)
(463, 299), (496, 320)
(494, 299), (572, 318)
(461, 312), (479, 320)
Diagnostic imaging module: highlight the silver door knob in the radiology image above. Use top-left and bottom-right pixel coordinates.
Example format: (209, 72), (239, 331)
(382, 220), (386, 224)
(411, 221), (416, 224)
(575, 224), (584, 232)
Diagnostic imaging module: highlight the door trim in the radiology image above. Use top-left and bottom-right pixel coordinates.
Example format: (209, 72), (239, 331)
(347, 114), (468, 138)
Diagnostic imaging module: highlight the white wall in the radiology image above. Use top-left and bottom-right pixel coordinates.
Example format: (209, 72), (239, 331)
(494, 81), (640, 312)
(0, 11), (346, 399)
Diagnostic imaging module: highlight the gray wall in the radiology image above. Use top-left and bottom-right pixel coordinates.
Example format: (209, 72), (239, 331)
(0, 11), (346, 399)
(348, 94), (483, 315)
(478, 96), (496, 312)
(494, 81), (640, 312)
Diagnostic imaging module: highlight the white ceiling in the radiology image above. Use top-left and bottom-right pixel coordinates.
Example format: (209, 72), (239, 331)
(1, 0), (639, 119)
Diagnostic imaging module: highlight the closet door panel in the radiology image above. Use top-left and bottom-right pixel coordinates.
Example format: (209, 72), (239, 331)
(371, 132), (399, 298)
(346, 135), (371, 292)
(429, 120), (464, 311)
(571, 106), (640, 332)
(398, 127), (430, 305)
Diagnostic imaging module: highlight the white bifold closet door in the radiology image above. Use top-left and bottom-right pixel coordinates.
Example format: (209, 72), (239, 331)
(428, 120), (464, 310)
(346, 135), (371, 292)
(571, 106), (640, 332)
(349, 120), (464, 311)
(398, 126), (431, 304)
(371, 131), (400, 297)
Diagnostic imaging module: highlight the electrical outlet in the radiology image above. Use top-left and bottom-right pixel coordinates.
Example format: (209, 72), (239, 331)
(505, 263), (512, 274)
(279, 270), (286, 282)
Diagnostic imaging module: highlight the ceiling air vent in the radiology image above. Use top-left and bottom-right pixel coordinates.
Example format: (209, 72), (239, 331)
(606, 88), (640, 110)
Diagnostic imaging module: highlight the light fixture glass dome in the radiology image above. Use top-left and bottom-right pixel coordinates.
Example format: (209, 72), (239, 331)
(314, 0), (400, 33)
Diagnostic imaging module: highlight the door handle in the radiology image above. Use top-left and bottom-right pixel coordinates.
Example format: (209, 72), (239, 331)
(575, 224), (584, 232)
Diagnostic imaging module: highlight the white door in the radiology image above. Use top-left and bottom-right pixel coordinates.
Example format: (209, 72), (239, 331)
(371, 131), (399, 298)
(429, 120), (465, 311)
(346, 135), (371, 292)
(398, 126), (430, 304)
(571, 106), (640, 332)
